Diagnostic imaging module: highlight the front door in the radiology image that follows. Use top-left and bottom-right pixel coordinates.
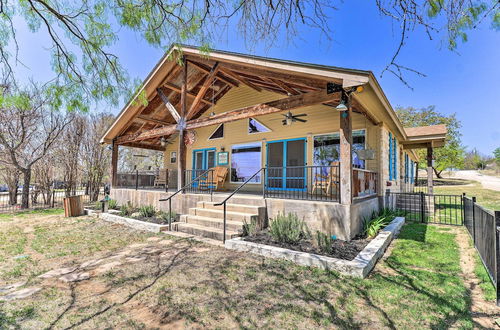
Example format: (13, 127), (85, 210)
(192, 148), (216, 178)
(266, 138), (306, 190)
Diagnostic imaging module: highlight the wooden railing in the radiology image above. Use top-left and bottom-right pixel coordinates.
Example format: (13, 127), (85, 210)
(353, 169), (377, 198)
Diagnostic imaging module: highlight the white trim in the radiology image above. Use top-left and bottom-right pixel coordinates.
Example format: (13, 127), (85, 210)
(229, 141), (263, 184)
(248, 117), (272, 135)
(208, 123), (224, 140)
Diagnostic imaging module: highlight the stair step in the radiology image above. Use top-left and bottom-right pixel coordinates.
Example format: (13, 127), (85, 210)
(197, 201), (262, 214)
(179, 214), (244, 231)
(173, 223), (240, 241)
(189, 208), (258, 222)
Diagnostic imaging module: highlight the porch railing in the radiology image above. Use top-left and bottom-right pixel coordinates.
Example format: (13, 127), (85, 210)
(264, 165), (340, 202)
(353, 169), (377, 198)
(159, 169), (214, 231)
(115, 170), (167, 191)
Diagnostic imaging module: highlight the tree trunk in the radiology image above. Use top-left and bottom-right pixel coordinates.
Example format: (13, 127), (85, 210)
(21, 168), (31, 209)
(433, 167), (443, 179)
(8, 187), (17, 205)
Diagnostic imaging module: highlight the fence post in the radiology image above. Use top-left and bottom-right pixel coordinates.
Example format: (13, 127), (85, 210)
(472, 197), (477, 244)
(135, 170), (139, 190)
(420, 191), (425, 223)
(495, 210), (500, 307)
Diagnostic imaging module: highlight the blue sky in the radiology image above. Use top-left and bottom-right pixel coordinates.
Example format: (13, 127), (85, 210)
(10, 1), (500, 155)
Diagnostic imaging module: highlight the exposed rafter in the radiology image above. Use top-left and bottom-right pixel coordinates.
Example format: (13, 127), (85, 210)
(157, 87), (181, 123)
(187, 62), (220, 119)
(187, 60), (239, 87)
(218, 67), (262, 92)
(136, 115), (171, 126)
(163, 82), (212, 105)
(116, 89), (339, 144)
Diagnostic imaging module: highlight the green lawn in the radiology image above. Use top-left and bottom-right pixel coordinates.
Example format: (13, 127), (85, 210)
(434, 182), (500, 211)
(0, 211), (476, 329)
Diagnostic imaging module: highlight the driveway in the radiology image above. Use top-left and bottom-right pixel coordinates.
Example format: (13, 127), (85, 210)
(449, 170), (500, 191)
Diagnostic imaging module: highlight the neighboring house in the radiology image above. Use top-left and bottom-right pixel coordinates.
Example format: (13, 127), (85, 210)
(101, 45), (446, 241)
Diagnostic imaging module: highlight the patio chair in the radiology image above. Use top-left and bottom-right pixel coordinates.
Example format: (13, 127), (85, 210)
(154, 169), (168, 188)
(311, 162), (339, 197)
(199, 167), (228, 191)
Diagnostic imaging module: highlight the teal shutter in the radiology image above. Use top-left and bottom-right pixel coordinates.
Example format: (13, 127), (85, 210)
(394, 138), (397, 180)
(388, 132), (393, 180)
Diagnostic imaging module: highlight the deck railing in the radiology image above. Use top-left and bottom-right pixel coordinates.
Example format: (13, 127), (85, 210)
(264, 165), (340, 202)
(353, 168), (377, 198)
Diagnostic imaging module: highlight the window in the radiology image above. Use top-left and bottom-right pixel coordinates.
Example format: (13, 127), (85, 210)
(231, 142), (262, 183)
(208, 124), (224, 140)
(170, 151), (177, 164)
(248, 118), (271, 134)
(313, 130), (366, 169)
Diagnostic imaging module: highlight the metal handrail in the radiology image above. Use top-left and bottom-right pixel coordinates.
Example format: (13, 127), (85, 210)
(214, 168), (265, 243)
(159, 169), (214, 230)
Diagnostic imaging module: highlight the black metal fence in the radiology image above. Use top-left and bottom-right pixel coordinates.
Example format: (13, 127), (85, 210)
(264, 165), (341, 202)
(388, 191), (463, 225)
(463, 196), (500, 305)
(0, 186), (104, 214)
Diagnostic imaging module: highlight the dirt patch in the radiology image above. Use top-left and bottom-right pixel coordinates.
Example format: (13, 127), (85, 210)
(243, 230), (370, 260)
(453, 226), (500, 328)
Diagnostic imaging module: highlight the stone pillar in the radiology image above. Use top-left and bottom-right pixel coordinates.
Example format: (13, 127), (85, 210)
(339, 97), (353, 205)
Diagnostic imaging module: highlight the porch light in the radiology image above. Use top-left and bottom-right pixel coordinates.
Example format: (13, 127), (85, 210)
(336, 100), (348, 111)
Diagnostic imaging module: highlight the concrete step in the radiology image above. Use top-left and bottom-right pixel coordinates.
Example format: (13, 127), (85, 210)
(196, 201), (262, 214)
(179, 214), (244, 231)
(189, 207), (258, 222)
(173, 222), (240, 241)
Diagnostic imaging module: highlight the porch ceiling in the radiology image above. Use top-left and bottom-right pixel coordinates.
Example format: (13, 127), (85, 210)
(102, 45), (378, 150)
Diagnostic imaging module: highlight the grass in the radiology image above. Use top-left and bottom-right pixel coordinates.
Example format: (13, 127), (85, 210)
(434, 181), (500, 211)
(473, 249), (496, 302)
(0, 211), (477, 329)
(0, 208), (64, 221)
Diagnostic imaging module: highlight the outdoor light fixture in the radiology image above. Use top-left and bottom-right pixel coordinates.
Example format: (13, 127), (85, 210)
(209, 112), (216, 117)
(336, 100), (348, 111)
(285, 117), (292, 126)
(160, 137), (167, 147)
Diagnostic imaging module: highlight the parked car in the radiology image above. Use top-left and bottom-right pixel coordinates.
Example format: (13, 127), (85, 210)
(0, 185), (8, 192)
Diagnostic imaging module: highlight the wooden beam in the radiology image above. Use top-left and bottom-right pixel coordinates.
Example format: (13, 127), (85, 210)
(111, 140), (118, 187)
(136, 115), (171, 126)
(157, 88), (181, 123)
(178, 57), (188, 190)
(218, 61), (328, 90)
(116, 89), (339, 144)
(163, 82), (212, 105)
(268, 78), (300, 95)
(120, 142), (166, 151)
(219, 67), (262, 92)
(339, 97), (353, 205)
(187, 62), (220, 119)
(187, 60), (239, 87)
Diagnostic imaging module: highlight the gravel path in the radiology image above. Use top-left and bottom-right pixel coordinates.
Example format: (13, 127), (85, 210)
(449, 170), (500, 191)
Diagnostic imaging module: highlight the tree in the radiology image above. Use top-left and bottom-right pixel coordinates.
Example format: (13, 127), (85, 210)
(0, 164), (20, 205)
(0, 85), (72, 208)
(0, 0), (498, 108)
(494, 147), (500, 173)
(81, 113), (113, 201)
(396, 105), (465, 178)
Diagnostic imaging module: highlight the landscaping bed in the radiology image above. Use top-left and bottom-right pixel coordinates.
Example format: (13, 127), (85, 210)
(244, 231), (370, 260)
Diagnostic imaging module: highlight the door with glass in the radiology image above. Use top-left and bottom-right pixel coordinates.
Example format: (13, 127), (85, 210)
(192, 148), (216, 178)
(266, 138), (306, 190)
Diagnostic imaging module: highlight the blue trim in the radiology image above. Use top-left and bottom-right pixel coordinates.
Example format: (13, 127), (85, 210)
(192, 148), (216, 186)
(266, 137), (307, 191)
(394, 138), (397, 179)
(389, 132), (393, 181)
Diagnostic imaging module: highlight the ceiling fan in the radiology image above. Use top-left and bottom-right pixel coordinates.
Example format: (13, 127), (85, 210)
(280, 111), (307, 126)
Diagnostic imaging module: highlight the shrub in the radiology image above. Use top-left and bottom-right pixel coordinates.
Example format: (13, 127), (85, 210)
(158, 211), (177, 223)
(315, 231), (334, 254)
(108, 199), (118, 210)
(243, 219), (258, 237)
(269, 213), (308, 244)
(119, 201), (135, 216)
(139, 205), (156, 218)
(363, 208), (404, 238)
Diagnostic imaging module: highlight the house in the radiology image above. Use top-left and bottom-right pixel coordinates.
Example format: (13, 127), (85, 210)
(100, 45), (447, 241)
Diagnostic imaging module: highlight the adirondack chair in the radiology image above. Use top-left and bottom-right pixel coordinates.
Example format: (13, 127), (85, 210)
(311, 162), (339, 197)
(154, 169), (168, 188)
(199, 167), (228, 191)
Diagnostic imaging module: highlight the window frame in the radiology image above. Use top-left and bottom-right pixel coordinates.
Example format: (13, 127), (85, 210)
(208, 123), (224, 140)
(312, 129), (367, 169)
(170, 151), (177, 164)
(248, 117), (272, 135)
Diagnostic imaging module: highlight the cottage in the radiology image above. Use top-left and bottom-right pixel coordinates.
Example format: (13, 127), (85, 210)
(101, 45), (446, 241)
